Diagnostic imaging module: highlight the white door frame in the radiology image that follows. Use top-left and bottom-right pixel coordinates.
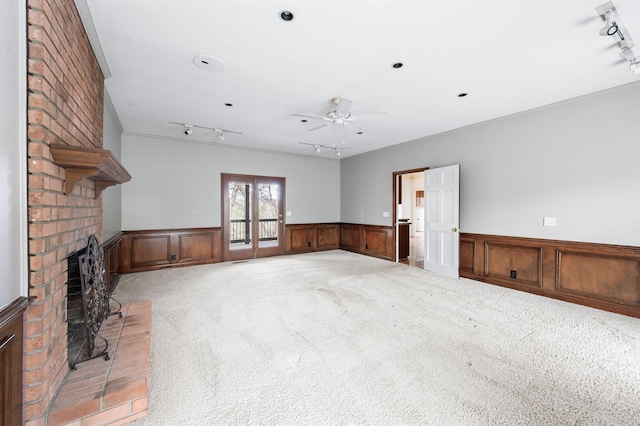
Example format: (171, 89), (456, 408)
(392, 167), (428, 263)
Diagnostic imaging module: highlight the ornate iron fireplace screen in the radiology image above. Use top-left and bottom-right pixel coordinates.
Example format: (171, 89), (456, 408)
(70, 234), (121, 369)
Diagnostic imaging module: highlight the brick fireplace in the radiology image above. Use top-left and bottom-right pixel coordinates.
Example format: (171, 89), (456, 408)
(24, 0), (106, 422)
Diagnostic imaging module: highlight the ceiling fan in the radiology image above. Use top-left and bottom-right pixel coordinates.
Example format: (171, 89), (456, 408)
(170, 122), (242, 141)
(292, 97), (388, 133)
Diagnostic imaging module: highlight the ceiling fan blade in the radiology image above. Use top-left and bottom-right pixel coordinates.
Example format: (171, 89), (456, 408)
(292, 113), (330, 121)
(308, 123), (332, 131)
(352, 112), (389, 121)
(335, 98), (353, 118)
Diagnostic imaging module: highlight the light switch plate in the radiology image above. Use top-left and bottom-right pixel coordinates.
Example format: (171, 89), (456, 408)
(286, 211), (292, 217)
(383, 212), (390, 218)
(543, 217), (557, 227)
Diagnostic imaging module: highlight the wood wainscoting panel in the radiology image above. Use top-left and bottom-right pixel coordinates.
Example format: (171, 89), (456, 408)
(317, 224), (340, 249)
(179, 232), (217, 263)
(132, 235), (172, 268)
(340, 224), (361, 251)
(339, 224), (394, 260)
(121, 228), (222, 273)
(363, 226), (393, 259)
(0, 297), (35, 426)
(485, 243), (542, 287)
(285, 224), (340, 254)
(460, 233), (640, 318)
(556, 251), (639, 305)
(459, 238), (476, 274)
(287, 225), (314, 252)
(103, 233), (122, 294)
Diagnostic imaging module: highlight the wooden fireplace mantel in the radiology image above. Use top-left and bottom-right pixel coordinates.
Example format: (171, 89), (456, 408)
(50, 144), (132, 198)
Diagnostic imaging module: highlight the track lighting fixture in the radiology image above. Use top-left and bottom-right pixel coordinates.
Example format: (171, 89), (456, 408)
(596, 1), (639, 74)
(298, 142), (345, 157)
(170, 122), (243, 140)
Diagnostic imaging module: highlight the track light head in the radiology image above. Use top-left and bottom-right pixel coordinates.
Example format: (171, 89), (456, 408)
(184, 124), (193, 135)
(217, 131), (225, 141)
(599, 11), (618, 36)
(599, 21), (619, 37)
(314, 145), (321, 153)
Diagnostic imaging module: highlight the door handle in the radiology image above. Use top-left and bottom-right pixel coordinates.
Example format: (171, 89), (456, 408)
(452, 228), (458, 232)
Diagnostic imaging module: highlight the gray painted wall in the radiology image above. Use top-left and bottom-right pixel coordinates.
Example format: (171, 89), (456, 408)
(0, 0), (27, 308)
(102, 92), (123, 240)
(341, 83), (640, 247)
(121, 134), (341, 230)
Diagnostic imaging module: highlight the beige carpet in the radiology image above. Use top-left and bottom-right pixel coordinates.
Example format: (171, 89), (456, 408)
(114, 250), (640, 425)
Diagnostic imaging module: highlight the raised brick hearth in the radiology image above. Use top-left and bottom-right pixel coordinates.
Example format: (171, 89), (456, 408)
(47, 301), (151, 425)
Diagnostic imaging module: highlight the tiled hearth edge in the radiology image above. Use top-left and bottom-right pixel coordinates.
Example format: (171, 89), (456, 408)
(45, 301), (152, 426)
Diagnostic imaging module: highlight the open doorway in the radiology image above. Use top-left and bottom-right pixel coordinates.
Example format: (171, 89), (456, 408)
(393, 167), (428, 267)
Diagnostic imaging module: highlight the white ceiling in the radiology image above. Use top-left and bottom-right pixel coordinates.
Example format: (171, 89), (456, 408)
(81, 0), (640, 158)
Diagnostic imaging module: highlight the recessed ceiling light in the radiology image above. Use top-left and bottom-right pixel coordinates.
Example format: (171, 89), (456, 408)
(458, 93), (468, 97)
(392, 62), (403, 69)
(225, 103), (233, 107)
(357, 131), (363, 134)
(193, 55), (225, 72)
(280, 10), (294, 21)
(301, 119), (307, 122)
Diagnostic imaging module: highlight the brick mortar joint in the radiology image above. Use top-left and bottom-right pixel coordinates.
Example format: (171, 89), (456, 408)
(27, 4), (45, 13)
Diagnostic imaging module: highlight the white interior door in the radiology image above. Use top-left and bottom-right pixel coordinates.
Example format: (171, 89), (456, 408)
(424, 165), (460, 278)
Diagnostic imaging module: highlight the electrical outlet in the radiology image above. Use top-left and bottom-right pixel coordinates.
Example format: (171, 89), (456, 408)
(383, 212), (390, 218)
(543, 217), (557, 227)
(171, 254), (176, 260)
(510, 270), (517, 279)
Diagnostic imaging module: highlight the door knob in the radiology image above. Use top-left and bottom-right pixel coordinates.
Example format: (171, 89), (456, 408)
(452, 228), (458, 232)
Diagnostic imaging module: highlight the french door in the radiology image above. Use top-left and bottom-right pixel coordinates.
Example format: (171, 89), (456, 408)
(222, 174), (285, 261)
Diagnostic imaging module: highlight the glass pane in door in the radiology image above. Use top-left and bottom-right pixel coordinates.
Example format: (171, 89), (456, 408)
(229, 182), (252, 251)
(257, 183), (279, 248)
